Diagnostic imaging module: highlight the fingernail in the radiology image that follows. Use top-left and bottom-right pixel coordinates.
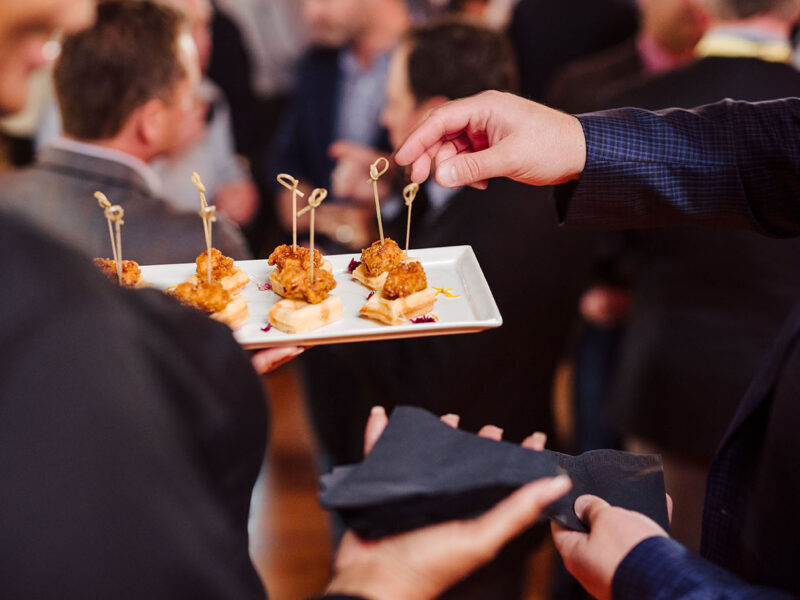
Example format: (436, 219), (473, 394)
(479, 425), (504, 439)
(532, 432), (547, 447)
(437, 164), (457, 187)
(370, 406), (386, 416)
(441, 413), (461, 427)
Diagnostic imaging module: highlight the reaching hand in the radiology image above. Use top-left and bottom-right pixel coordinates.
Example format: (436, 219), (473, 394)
(394, 91), (587, 189)
(328, 406), (569, 600)
(552, 495), (671, 600)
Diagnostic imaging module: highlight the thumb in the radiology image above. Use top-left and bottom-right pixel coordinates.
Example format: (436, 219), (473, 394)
(363, 405), (388, 456)
(434, 147), (507, 188)
(574, 494), (610, 529)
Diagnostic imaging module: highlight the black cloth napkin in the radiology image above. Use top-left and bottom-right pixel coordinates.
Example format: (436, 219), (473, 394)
(319, 406), (669, 539)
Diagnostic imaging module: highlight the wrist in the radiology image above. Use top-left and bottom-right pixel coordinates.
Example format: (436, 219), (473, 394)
(567, 114), (587, 180)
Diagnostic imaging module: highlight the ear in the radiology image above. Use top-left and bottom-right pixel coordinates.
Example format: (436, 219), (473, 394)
(134, 97), (168, 149)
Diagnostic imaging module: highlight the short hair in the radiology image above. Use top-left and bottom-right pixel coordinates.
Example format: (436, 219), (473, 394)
(404, 19), (517, 105)
(54, 0), (188, 140)
(704, 0), (799, 19)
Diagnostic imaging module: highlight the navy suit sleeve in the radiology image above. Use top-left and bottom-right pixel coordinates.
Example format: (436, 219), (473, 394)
(556, 98), (800, 236)
(613, 537), (796, 600)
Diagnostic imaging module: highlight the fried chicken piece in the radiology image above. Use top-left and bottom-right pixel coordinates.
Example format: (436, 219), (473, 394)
(268, 244), (324, 271)
(196, 248), (237, 280)
(382, 261), (427, 299)
(276, 263), (337, 304)
(93, 258), (142, 288)
(360, 237), (405, 276)
(167, 279), (231, 314)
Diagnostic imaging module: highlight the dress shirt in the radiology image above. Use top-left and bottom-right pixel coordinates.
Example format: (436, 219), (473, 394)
(555, 98), (800, 597)
(336, 49), (392, 148)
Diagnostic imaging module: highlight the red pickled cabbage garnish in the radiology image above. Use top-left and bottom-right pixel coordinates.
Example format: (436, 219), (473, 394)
(411, 315), (436, 324)
(347, 258), (361, 273)
(258, 282), (272, 291)
(261, 323), (272, 332)
(366, 291), (375, 300)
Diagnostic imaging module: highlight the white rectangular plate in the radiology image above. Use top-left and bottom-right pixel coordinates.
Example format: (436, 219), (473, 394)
(139, 245), (502, 349)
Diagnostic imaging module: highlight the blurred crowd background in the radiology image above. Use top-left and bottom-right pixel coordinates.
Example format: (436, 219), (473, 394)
(4, 0), (800, 597)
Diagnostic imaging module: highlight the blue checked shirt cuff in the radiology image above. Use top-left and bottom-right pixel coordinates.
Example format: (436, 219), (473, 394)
(555, 106), (752, 231)
(613, 536), (794, 600)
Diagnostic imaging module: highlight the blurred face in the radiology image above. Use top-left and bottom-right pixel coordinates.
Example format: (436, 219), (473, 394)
(302, 0), (367, 47)
(165, 0), (212, 72)
(154, 31), (201, 154)
(0, 0), (95, 115)
(381, 45), (422, 150)
(637, 0), (707, 54)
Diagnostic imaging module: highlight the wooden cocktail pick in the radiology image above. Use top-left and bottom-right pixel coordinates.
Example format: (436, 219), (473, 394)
(402, 182), (419, 253)
(191, 171), (208, 209)
(94, 191), (125, 286)
(297, 188), (328, 283)
(198, 205), (217, 283)
(277, 173), (305, 251)
(368, 157), (389, 245)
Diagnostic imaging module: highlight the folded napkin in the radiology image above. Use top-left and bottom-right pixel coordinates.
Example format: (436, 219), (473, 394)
(319, 406), (669, 539)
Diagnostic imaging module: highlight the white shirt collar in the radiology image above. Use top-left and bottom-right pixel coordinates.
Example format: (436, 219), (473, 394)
(47, 137), (163, 196)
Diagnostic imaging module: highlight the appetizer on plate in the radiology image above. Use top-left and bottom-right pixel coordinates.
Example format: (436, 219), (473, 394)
(351, 237), (409, 290)
(93, 258), (147, 288)
(360, 261), (436, 325)
(269, 187), (343, 333)
(168, 278), (249, 329)
(267, 244), (333, 297)
(268, 266), (343, 334)
(186, 248), (249, 293)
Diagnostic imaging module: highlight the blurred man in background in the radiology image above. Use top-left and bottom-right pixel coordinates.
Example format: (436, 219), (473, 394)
(271, 0), (411, 253)
(302, 19), (594, 599)
(152, 0), (259, 227)
(0, 0), (249, 263)
(547, 0), (709, 112)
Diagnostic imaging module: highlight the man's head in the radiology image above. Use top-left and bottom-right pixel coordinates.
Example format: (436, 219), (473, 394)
(302, 0), (370, 46)
(636, 0), (708, 55)
(702, 0), (800, 20)
(54, 0), (199, 159)
(302, 0), (408, 47)
(381, 20), (516, 150)
(0, 0), (95, 115)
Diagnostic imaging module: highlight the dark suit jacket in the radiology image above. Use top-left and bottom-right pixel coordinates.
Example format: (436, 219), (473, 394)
(597, 57), (800, 460)
(508, 0), (639, 101)
(0, 146), (250, 264)
(558, 98), (800, 595)
(305, 179), (595, 467)
(0, 210), (267, 599)
(546, 37), (646, 114)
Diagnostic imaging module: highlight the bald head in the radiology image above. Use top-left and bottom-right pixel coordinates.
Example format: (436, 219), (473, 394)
(702, 0), (800, 19)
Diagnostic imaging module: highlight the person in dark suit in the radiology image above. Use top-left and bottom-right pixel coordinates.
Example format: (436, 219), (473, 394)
(0, 1), (249, 264)
(396, 89), (800, 598)
(303, 20), (594, 599)
(596, 0), (800, 553)
(546, 0), (708, 113)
